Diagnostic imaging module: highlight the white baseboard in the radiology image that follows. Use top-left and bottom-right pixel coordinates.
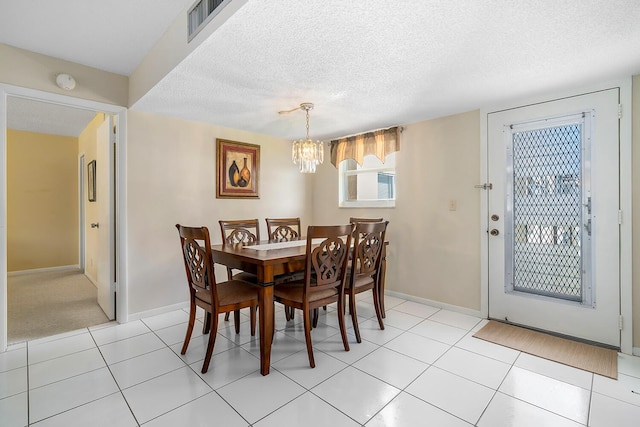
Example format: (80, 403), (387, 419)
(127, 301), (190, 322)
(633, 347), (640, 357)
(385, 290), (483, 319)
(8, 265), (81, 277)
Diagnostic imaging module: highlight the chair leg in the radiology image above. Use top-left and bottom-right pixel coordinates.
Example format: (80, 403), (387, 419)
(224, 312), (230, 321)
(337, 294), (350, 352)
(201, 310), (219, 373)
(284, 305), (295, 320)
(202, 312), (211, 334)
(181, 301), (197, 355)
(349, 292), (362, 343)
(303, 308), (316, 368)
(250, 305), (257, 336)
(233, 309), (241, 334)
(372, 288), (385, 331)
(312, 308), (319, 328)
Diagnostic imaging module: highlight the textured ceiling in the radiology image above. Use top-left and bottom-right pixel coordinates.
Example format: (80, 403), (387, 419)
(7, 98), (97, 137)
(2, 1), (640, 141)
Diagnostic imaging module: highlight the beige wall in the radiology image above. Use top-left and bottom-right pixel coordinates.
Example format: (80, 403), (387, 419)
(125, 110), (313, 315)
(78, 114), (105, 283)
(312, 110), (482, 312)
(0, 44), (128, 107)
(7, 129), (79, 271)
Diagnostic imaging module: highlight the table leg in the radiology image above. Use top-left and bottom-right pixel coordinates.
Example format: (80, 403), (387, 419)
(258, 285), (274, 375)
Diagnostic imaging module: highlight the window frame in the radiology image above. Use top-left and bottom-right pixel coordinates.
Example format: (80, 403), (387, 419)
(338, 155), (396, 208)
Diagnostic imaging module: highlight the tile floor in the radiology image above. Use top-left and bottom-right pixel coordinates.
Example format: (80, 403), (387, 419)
(2, 294), (640, 426)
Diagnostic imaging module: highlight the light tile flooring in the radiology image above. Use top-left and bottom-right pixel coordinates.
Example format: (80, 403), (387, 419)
(2, 294), (640, 426)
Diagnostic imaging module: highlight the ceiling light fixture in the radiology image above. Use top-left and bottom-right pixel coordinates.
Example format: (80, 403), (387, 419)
(280, 102), (324, 173)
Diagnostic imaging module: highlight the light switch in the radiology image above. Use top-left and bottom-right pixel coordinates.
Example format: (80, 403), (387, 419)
(449, 199), (457, 211)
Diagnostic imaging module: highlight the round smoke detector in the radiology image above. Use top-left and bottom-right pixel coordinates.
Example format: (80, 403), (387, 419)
(55, 73), (76, 90)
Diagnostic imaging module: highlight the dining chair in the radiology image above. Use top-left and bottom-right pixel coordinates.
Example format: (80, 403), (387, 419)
(218, 219), (260, 325)
(265, 217), (301, 241)
(345, 221), (388, 343)
(273, 224), (354, 368)
(349, 217), (384, 227)
(349, 217), (387, 315)
(265, 217), (303, 320)
(176, 224), (258, 373)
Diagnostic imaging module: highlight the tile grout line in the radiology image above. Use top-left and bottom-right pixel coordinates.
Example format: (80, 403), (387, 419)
(88, 326), (142, 426)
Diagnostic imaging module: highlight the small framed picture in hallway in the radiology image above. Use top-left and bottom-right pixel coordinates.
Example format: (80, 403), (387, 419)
(88, 160), (96, 202)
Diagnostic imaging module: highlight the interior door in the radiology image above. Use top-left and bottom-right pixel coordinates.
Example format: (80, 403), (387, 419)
(487, 89), (620, 347)
(96, 116), (115, 319)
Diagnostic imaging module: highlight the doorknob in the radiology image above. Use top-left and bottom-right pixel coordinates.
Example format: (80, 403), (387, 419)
(490, 229), (499, 236)
(91, 223), (99, 228)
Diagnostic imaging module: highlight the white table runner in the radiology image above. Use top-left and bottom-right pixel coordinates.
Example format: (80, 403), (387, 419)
(243, 238), (324, 251)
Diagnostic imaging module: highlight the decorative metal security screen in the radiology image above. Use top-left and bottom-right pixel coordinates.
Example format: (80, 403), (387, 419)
(505, 114), (592, 305)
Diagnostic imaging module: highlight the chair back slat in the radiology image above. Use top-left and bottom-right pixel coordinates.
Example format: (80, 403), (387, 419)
(304, 224), (353, 293)
(351, 221), (388, 281)
(176, 224), (218, 305)
(219, 219), (260, 245)
(265, 217), (301, 241)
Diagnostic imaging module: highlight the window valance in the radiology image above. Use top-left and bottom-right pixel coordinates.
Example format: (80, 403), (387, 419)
(330, 126), (400, 167)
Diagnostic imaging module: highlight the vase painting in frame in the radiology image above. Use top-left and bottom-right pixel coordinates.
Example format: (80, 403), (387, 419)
(216, 138), (260, 198)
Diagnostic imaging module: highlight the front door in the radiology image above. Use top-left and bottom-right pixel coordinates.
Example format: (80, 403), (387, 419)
(487, 88), (620, 347)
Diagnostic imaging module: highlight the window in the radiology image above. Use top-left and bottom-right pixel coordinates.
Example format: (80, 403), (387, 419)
(339, 152), (396, 208)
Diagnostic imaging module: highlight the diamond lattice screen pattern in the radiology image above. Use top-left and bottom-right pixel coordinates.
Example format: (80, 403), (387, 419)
(511, 124), (583, 301)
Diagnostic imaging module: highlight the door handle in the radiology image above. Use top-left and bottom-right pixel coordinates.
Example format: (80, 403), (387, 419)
(490, 229), (499, 236)
(91, 223), (99, 228)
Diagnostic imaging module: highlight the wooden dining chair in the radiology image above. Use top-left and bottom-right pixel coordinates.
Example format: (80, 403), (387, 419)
(349, 217), (387, 315)
(265, 217), (303, 320)
(345, 221), (388, 343)
(218, 219), (260, 325)
(265, 217), (301, 241)
(176, 224), (259, 373)
(273, 224), (354, 368)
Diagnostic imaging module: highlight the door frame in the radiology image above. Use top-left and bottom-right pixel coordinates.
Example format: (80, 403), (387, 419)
(0, 84), (128, 351)
(79, 154), (86, 272)
(479, 78), (633, 354)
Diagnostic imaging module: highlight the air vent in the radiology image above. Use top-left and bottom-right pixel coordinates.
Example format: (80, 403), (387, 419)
(188, 0), (228, 41)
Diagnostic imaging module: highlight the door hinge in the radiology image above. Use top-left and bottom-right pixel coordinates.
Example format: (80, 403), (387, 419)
(111, 281), (118, 293)
(618, 210), (623, 225)
(619, 315), (624, 330)
(618, 104), (623, 119)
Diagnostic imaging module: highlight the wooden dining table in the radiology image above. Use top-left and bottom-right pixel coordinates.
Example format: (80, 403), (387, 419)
(210, 238), (388, 376)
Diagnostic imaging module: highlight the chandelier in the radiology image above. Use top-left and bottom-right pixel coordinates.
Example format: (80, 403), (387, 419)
(285, 103), (324, 173)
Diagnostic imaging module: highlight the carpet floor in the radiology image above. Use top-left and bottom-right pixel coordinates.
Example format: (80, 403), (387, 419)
(473, 320), (618, 379)
(8, 269), (110, 344)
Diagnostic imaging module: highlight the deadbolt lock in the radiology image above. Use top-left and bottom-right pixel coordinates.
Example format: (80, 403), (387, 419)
(490, 214), (499, 221)
(490, 229), (499, 236)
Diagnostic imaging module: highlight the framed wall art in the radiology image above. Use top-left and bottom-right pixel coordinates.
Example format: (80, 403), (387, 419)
(216, 138), (260, 198)
(88, 160), (96, 202)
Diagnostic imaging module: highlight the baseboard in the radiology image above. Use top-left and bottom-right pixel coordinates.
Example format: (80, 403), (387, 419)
(633, 347), (640, 357)
(127, 301), (190, 322)
(8, 265), (81, 277)
(385, 290), (483, 319)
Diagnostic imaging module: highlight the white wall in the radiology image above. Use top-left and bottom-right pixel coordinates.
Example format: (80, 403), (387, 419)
(312, 110), (482, 312)
(125, 110), (313, 315)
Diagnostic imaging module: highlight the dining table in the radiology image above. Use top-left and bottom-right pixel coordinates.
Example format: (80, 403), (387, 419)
(210, 238), (388, 376)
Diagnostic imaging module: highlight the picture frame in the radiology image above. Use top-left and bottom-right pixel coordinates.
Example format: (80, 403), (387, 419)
(88, 160), (96, 202)
(216, 138), (260, 198)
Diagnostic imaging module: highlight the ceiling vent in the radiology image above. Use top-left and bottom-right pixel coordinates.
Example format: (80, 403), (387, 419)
(188, 0), (230, 41)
